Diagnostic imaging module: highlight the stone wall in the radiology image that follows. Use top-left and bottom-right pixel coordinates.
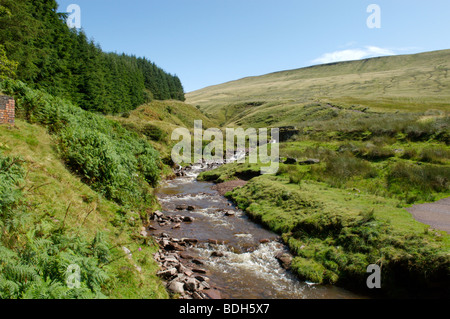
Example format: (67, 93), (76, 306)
(0, 96), (15, 125)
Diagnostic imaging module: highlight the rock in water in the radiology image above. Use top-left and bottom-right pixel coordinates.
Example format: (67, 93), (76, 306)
(224, 211), (235, 217)
(184, 277), (199, 292)
(204, 289), (222, 299)
(275, 252), (293, 270)
(172, 223), (181, 229)
(211, 251), (225, 257)
(192, 268), (207, 274)
(183, 216), (195, 222)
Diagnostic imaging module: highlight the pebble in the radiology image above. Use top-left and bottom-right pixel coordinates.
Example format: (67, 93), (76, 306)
(153, 235), (215, 299)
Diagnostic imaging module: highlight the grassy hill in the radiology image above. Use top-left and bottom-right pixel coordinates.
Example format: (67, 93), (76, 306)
(193, 49), (449, 297)
(109, 100), (219, 161)
(187, 49), (450, 127)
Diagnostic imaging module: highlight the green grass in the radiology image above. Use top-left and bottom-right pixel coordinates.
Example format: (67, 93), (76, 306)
(110, 100), (219, 161)
(191, 49), (450, 295)
(226, 174), (449, 296)
(0, 120), (169, 299)
(199, 148), (450, 296)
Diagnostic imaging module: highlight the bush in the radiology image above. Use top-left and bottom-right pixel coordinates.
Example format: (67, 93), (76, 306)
(357, 145), (395, 161)
(142, 124), (166, 142)
(0, 154), (24, 213)
(387, 162), (450, 198)
(400, 149), (417, 160)
(0, 232), (110, 299)
(295, 111), (449, 143)
(311, 152), (377, 187)
(0, 79), (161, 209)
(419, 147), (450, 164)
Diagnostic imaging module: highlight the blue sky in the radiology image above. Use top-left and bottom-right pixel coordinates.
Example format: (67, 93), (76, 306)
(56, 0), (450, 92)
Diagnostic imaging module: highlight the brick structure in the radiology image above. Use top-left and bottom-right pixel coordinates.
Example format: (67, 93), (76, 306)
(0, 96), (15, 126)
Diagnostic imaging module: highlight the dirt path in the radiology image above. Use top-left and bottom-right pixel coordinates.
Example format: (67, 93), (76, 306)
(406, 197), (450, 234)
(211, 179), (248, 196)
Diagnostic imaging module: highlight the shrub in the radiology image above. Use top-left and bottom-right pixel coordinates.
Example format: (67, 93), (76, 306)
(0, 154), (24, 213)
(357, 146), (395, 161)
(1, 79), (161, 209)
(313, 153), (377, 187)
(142, 124), (166, 142)
(400, 148), (417, 160)
(419, 147), (450, 164)
(0, 152), (111, 299)
(387, 162), (450, 196)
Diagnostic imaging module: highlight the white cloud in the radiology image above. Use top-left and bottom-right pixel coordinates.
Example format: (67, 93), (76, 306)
(312, 46), (396, 64)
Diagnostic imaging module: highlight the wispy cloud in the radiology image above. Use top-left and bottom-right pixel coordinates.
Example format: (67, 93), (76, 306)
(312, 46), (396, 64)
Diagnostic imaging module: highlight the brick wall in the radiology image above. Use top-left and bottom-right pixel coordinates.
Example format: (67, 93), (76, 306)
(0, 96), (15, 126)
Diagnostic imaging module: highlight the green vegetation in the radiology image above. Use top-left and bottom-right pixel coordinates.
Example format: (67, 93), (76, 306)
(200, 166), (449, 297)
(281, 140), (449, 204)
(0, 121), (168, 299)
(1, 0), (449, 299)
(110, 100), (219, 160)
(1, 79), (162, 210)
(187, 49), (450, 127)
(0, 70), (219, 299)
(195, 54), (450, 296)
(0, 0), (204, 301)
(0, 79), (174, 298)
(0, 0), (184, 114)
(0, 44), (17, 80)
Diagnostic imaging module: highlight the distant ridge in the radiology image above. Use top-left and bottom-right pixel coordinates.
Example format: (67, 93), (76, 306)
(187, 49), (450, 126)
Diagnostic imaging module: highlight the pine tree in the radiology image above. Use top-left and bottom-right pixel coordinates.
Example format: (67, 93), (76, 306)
(0, 0), (185, 113)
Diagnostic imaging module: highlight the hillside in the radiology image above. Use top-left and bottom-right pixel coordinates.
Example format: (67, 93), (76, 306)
(193, 49), (449, 296)
(109, 100), (219, 161)
(0, 119), (169, 298)
(0, 79), (214, 299)
(187, 49), (450, 127)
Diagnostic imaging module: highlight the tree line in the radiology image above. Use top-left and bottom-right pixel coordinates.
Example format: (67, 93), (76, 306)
(0, 0), (185, 113)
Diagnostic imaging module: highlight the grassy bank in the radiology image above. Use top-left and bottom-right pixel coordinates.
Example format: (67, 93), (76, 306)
(0, 120), (168, 298)
(200, 163), (449, 297)
(0, 79), (180, 298)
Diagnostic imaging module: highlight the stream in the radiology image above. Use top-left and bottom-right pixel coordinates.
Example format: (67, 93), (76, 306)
(152, 163), (364, 299)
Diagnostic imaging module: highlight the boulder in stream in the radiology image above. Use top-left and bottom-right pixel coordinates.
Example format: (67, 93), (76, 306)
(204, 289), (222, 299)
(224, 211), (235, 217)
(275, 252), (293, 270)
(168, 280), (185, 294)
(183, 216), (195, 223)
(172, 223), (181, 229)
(210, 251), (225, 257)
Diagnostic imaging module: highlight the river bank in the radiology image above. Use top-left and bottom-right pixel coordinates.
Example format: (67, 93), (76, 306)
(148, 163), (364, 299)
(196, 161), (450, 298)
